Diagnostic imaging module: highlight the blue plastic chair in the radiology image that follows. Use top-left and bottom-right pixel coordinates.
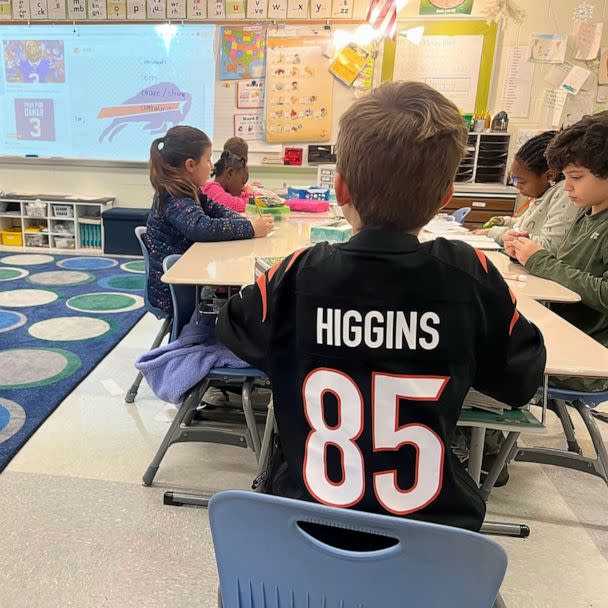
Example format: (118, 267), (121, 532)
(125, 226), (173, 403)
(452, 207), (472, 224)
(209, 490), (508, 608)
(515, 386), (608, 485)
(142, 255), (269, 488)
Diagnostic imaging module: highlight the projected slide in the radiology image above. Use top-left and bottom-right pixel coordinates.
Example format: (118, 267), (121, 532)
(0, 25), (216, 161)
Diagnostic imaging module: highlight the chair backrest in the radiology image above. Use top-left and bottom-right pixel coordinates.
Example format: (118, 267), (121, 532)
(162, 254), (197, 342)
(452, 207), (471, 224)
(209, 491), (507, 608)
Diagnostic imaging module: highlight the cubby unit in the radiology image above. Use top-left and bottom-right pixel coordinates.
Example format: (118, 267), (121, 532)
(0, 194), (114, 253)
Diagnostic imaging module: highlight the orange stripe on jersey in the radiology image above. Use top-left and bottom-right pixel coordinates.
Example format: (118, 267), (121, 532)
(267, 261), (281, 282)
(285, 248), (306, 274)
(509, 310), (520, 335)
(256, 274), (268, 322)
(508, 287), (519, 335)
(474, 248), (489, 273)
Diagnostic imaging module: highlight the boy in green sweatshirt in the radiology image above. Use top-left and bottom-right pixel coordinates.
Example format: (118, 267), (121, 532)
(510, 111), (608, 392)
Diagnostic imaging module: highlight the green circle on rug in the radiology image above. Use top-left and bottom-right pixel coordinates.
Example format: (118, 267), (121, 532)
(28, 316), (111, 341)
(120, 261), (145, 274)
(27, 270), (95, 286)
(0, 268), (28, 281)
(0, 348), (81, 389)
(108, 275), (145, 290)
(66, 292), (144, 313)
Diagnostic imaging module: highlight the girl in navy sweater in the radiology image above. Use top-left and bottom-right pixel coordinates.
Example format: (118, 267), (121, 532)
(145, 126), (273, 313)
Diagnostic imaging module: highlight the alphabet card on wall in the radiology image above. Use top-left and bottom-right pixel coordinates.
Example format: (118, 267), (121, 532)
(225, 0), (246, 18)
(187, 0), (206, 17)
(126, 0), (145, 18)
(67, 0), (86, 19)
(30, 0), (49, 19)
(167, 0), (186, 18)
(267, 0), (287, 18)
(107, 0), (127, 18)
(287, 0), (307, 18)
(310, 0), (330, 17)
(246, 0), (267, 18)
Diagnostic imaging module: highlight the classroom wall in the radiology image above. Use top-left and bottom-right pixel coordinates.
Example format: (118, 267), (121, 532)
(1, 0), (606, 207)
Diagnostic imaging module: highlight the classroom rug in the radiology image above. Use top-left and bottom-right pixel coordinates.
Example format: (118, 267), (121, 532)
(0, 253), (146, 472)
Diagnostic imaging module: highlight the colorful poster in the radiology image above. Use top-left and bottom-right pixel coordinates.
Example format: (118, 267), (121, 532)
(234, 111), (263, 139)
(530, 33), (568, 64)
(237, 78), (264, 108)
(419, 0), (473, 15)
(329, 43), (368, 86)
(219, 27), (266, 80)
(265, 34), (333, 142)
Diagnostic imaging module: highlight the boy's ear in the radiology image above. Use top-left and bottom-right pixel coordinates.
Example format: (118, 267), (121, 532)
(546, 169), (558, 183)
(439, 185), (455, 210)
(335, 172), (353, 207)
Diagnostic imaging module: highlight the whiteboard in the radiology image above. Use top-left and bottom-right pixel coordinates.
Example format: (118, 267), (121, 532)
(394, 34), (484, 113)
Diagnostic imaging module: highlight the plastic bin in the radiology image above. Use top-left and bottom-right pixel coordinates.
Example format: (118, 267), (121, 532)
(52, 204), (74, 218)
(25, 233), (47, 247)
(25, 202), (47, 218)
(1, 229), (23, 246)
(54, 236), (75, 249)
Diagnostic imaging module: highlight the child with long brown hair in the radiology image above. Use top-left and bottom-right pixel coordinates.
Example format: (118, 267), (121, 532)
(145, 125), (273, 313)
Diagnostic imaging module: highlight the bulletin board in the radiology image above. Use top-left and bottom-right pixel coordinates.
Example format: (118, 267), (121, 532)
(382, 20), (498, 115)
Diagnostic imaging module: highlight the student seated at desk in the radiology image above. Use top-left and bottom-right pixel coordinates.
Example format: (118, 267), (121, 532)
(145, 126), (273, 314)
(202, 137), (251, 213)
(475, 131), (577, 254)
(511, 112), (608, 392)
(217, 82), (546, 531)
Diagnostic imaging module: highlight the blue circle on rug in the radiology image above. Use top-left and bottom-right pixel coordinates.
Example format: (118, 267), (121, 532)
(0, 399), (26, 443)
(0, 310), (27, 333)
(57, 257), (118, 270)
(98, 274), (146, 291)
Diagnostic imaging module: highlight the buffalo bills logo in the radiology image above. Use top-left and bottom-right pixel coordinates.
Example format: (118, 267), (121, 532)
(97, 82), (192, 143)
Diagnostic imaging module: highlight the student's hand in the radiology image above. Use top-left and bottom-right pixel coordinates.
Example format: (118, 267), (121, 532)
(252, 214), (274, 238)
(473, 229), (490, 236)
(512, 237), (543, 266)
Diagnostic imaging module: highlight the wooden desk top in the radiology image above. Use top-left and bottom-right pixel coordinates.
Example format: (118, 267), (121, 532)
(517, 295), (608, 379)
(485, 251), (580, 304)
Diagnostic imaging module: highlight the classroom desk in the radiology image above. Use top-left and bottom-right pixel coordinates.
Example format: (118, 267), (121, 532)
(485, 251), (580, 304)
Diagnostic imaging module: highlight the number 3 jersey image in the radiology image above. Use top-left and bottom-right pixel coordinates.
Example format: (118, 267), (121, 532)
(217, 229), (546, 530)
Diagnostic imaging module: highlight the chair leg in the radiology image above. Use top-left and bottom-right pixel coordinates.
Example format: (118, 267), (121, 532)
(572, 400), (608, 484)
(142, 379), (209, 486)
(480, 432), (519, 501)
(125, 316), (172, 404)
(242, 379), (262, 458)
(552, 399), (582, 454)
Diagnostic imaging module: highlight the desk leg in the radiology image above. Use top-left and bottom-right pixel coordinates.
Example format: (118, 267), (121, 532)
(468, 427), (485, 485)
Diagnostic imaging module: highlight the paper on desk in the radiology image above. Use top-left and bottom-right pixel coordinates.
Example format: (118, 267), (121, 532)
(575, 22), (603, 61)
(424, 221), (469, 235)
(438, 234), (502, 250)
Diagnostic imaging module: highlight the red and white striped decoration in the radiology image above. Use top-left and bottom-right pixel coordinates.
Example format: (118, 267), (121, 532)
(366, 0), (398, 40)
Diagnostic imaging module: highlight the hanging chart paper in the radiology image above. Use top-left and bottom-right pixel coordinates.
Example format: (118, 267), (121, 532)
(394, 33), (483, 113)
(265, 33), (333, 142)
(499, 46), (534, 118)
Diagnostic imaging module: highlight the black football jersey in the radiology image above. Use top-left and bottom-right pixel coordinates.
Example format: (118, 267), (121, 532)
(217, 228), (546, 531)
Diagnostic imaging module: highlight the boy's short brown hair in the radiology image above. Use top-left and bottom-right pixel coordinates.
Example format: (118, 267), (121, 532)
(336, 81), (467, 231)
(545, 111), (608, 178)
(223, 136), (249, 161)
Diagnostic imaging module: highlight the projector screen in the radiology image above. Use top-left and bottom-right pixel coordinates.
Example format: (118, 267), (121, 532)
(0, 24), (216, 161)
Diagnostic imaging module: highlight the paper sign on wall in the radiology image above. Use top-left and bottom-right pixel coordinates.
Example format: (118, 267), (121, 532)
(237, 79), (265, 108)
(0, 0), (12, 18)
(310, 0), (330, 17)
(575, 22), (603, 61)
(234, 112), (264, 139)
(187, 0), (206, 17)
(267, 0), (287, 18)
(13, 0), (31, 18)
(498, 45), (534, 118)
(287, 0), (307, 18)
(331, 0), (351, 18)
(600, 48), (608, 85)
(208, 0), (225, 17)
(530, 33), (568, 64)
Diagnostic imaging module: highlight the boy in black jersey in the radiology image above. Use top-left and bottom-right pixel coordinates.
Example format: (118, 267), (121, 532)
(217, 81), (546, 531)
